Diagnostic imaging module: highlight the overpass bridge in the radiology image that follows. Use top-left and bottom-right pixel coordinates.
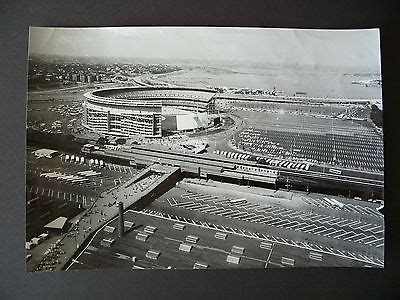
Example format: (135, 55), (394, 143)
(90, 146), (383, 198)
(215, 93), (380, 105)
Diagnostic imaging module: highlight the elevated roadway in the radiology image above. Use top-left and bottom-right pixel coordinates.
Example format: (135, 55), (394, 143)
(91, 146), (383, 196)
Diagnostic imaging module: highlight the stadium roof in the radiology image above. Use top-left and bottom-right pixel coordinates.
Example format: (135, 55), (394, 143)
(90, 86), (216, 103)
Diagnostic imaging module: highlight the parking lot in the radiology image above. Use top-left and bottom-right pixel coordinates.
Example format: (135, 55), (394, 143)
(67, 209), (375, 270)
(26, 147), (140, 239)
(145, 179), (383, 266)
(154, 185), (383, 247)
(236, 127), (383, 172)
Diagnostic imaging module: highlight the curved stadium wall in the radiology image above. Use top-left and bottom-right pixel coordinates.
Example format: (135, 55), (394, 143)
(83, 86), (216, 137)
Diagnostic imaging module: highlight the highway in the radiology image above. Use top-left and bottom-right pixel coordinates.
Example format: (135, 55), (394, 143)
(91, 145), (384, 193)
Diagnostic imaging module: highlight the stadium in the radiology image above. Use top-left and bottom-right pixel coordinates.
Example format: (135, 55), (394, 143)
(82, 86), (217, 137)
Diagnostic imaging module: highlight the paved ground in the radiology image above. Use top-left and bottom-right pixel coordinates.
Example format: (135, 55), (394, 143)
(146, 179), (384, 265)
(26, 147), (138, 240)
(235, 127), (383, 172)
(26, 151), (176, 271)
(65, 178), (384, 271)
(67, 209), (375, 270)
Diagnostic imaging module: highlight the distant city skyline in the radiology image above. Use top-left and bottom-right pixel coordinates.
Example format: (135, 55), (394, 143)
(29, 27), (381, 70)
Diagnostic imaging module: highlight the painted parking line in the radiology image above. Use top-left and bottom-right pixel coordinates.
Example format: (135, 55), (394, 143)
(137, 208), (385, 267)
(240, 213), (257, 221)
(358, 254), (375, 264)
(266, 218), (285, 227)
(349, 221), (363, 229)
(371, 227), (384, 235)
(347, 204), (367, 215)
(346, 252), (358, 259)
(376, 258), (384, 265)
(365, 237), (384, 245)
(176, 201), (196, 208)
(248, 215), (268, 223)
(355, 223), (376, 231)
(368, 225), (383, 233)
(279, 220), (300, 228)
(286, 222), (307, 231)
(297, 215), (311, 222)
(213, 199), (231, 204)
(207, 207), (227, 215)
(315, 216), (332, 223)
(262, 217), (281, 225)
(319, 228), (337, 236)
(185, 194), (201, 200)
(355, 206), (372, 215)
(345, 232), (365, 241)
(232, 203), (248, 209)
(297, 212), (313, 219)
(308, 215), (322, 222)
(335, 219), (351, 227)
(330, 229), (347, 239)
(326, 217), (341, 225)
(259, 216), (275, 224)
(228, 211), (249, 219)
(257, 206), (274, 213)
(302, 224), (318, 233)
(272, 219), (292, 228)
(218, 210), (236, 217)
(244, 214), (264, 222)
(273, 208), (288, 214)
(278, 210), (294, 217)
(234, 211), (252, 219)
(363, 206), (381, 217)
(180, 193), (196, 198)
(324, 229), (342, 237)
(354, 235), (376, 243)
(285, 211), (304, 219)
(375, 243), (384, 248)
(166, 198), (175, 206)
(312, 226), (329, 235)
(183, 203), (205, 210)
(325, 247), (336, 254)
(344, 220), (360, 228)
(197, 205), (218, 213)
(351, 222), (369, 230)
(294, 223), (314, 232)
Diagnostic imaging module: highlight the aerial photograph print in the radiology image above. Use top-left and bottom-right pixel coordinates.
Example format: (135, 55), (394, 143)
(25, 26), (384, 272)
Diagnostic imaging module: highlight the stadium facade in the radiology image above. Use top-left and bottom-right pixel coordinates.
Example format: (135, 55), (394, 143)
(83, 86), (216, 137)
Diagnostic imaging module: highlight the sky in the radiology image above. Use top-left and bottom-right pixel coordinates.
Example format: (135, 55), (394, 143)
(29, 27), (381, 69)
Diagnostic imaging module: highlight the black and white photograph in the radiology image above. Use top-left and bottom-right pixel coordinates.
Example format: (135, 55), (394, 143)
(26, 26), (384, 272)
